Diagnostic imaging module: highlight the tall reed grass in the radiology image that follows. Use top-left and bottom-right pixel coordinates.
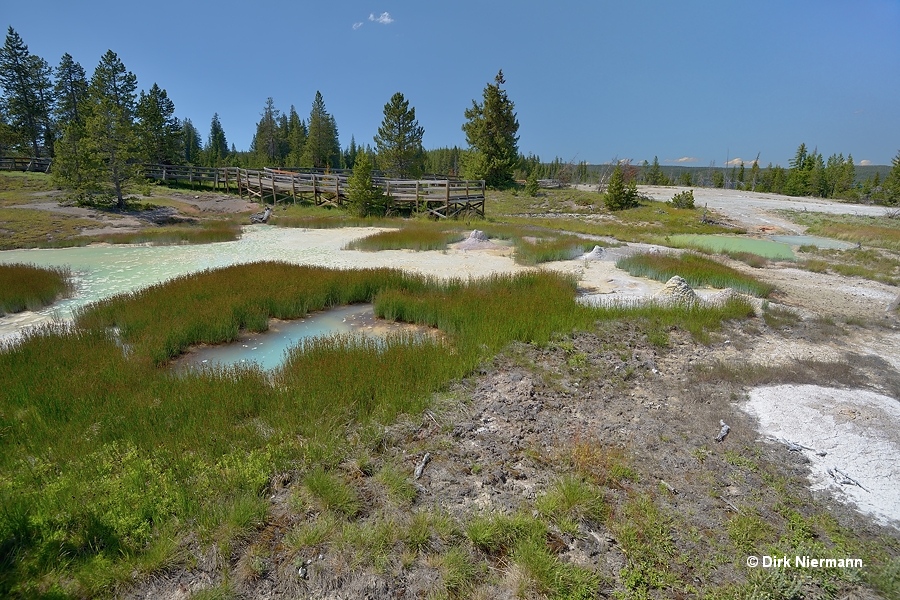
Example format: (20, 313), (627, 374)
(88, 221), (243, 246)
(0, 263), (74, 315)
(616, 251), (774, 297)
(345, 227), (466, 251)
(0, 263), (754, 596)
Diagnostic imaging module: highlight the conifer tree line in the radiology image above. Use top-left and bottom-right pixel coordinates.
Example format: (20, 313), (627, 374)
(2, 26), (897, 203)
(0, 27), (523, 194)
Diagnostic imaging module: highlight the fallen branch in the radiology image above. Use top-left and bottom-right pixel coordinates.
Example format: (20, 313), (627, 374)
(828, 467), (870, 493)
(414, 452), (432, 480)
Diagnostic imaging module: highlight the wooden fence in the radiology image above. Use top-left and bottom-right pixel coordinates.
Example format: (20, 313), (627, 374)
(0, 156), (52, 172)
(144, 164), (485, 218)
(0, 159), (486, 218)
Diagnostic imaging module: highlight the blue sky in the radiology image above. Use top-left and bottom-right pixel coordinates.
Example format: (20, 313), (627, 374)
(4, 0), (899, 166)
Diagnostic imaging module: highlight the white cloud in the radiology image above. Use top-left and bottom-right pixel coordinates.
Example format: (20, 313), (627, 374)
(859, 159), (872, 166)
(352, 21), (364, 30)
(369, 12), (394, 24)
(725, 158), (745, 166)
(674, 156), (698, 163)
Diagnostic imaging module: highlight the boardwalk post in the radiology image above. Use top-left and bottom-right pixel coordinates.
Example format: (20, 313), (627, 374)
(445, 180), (450, 218)
(415, 181), (420, 213)
(257, 172), (263, 204)
(270, 171), (277, 205)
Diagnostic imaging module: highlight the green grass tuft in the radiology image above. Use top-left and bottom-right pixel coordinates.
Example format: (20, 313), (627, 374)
(616, 251), (774, 297)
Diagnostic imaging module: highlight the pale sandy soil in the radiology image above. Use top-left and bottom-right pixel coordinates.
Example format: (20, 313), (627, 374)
(638, 185), (891, 232)
(744, 385), (900, 527)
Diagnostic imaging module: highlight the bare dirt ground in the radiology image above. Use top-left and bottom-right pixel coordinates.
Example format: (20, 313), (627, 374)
(638, 186), (892, 233)
(10, 189), (259, 236)
(121, 190), (900, 598)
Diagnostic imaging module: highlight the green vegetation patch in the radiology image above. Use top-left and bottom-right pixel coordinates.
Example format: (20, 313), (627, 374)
(616, 251), (774, 296)
(0, 262), (74, 315)
(346, 226), (466, 251)
(0, 207), (100, 249)
(88, 221), (243, 246)
(783, 210), (900, 251)
(0, 264), (754, 596)
(800, 247), (900, 286)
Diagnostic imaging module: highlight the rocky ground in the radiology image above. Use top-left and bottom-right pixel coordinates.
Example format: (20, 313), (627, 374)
(128, 309), (899, 599)
(125, 264), (900, 598)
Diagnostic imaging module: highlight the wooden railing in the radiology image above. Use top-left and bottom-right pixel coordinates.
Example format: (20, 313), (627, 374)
(143, 164), (486, 218)
(0, 156), (52, 172)
(0, 159), (486, 218)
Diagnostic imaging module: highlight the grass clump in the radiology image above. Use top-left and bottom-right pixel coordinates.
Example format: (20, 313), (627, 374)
(304, 468), (361, 518)
(88, 221), (242, 246)
(511, 233), (590, 265)
(0, 262), (74, 315)
(727, 510), (775, 554)
(610, 494), (683, 595)
(616, 251), (774, 297)
(0, 264), (757, 596)
(346, 225), (466, 251)
(465, 512), (600, 599)
(536, 475), (607, 534)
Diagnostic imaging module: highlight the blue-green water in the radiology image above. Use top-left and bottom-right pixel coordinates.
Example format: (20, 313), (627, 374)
(667, 235), (796, 259)
(176, 303), (428, 372)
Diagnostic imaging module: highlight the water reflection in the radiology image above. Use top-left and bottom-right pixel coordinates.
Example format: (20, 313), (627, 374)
(172, 304), (433, 372)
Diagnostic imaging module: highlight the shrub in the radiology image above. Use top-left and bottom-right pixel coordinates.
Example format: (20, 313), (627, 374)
(668, 189), (695, 209)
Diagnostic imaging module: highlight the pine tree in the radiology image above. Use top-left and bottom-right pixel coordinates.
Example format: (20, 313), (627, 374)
(646, 156), (668, 186)
(136, 83), (180, 164)
(206, 113), (228, 166)
(302, 91), (340, 169)
(785, 143), (810, 196)
(182, 118), (202, 165)
(461, 70), (519, 188)
(374, 92), (425, 179)
(883, 150), (900, 206)
(251, 97), (279, 167)
(604, 164), (639, 210)
(51, 53), (88, 189)
(344, 135), (358, 170)
(82, 50), (139, 207)
(0, 27), (54, 156)
(525, 167), (539, 197)
(346, 149), (386, 216)
(285, 105), (306, 167)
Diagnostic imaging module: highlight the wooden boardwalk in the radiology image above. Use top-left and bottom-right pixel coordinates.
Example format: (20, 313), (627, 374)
(142, 164), (485, 218)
